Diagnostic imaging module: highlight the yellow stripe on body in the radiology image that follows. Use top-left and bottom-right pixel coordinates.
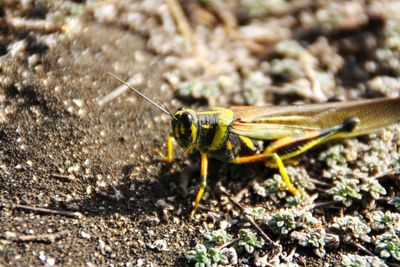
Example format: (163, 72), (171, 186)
(226, 141), (233, 150)
(239, 115), (310, 124)
(196, 111), (221, 115)
(209, 108), (234, 151)
(191, 123), (198, 145)
(239, 136), (255, 150)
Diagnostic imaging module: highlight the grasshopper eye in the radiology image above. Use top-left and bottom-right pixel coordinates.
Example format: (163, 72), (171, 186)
(181, 113), (193, 128)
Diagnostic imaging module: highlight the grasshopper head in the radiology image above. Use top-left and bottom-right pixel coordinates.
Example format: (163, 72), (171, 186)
(171, 108), (198, 149)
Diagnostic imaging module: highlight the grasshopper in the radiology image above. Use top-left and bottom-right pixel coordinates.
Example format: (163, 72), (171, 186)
(109, 73), (400, 219)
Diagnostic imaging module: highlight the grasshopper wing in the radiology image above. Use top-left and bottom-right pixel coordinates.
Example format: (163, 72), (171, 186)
(230, 97), (400, 141)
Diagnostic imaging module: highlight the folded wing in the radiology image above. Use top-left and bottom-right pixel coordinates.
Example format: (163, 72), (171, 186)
(231, 97), (400, 141)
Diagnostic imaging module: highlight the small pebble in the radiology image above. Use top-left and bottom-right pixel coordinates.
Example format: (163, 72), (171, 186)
(80, 231), (91, 240)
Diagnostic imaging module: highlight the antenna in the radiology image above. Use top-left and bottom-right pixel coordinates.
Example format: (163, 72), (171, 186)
(107, 72), (176, 119)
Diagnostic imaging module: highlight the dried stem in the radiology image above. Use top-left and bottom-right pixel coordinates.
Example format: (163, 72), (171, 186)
(347, 240), (376, 257)
(1, 16), (63, 33)
(310, 200), (339, 209)
(3, 230), (68, 243)
(218, 185), (279, 248)
(8, 203), (83, 218)
(216, 237), (240, 250)
(50, 173), (75, 182)
(165, 0), (193, 53)
(165, 0), (218, 74)
(211, 0), (265, 55)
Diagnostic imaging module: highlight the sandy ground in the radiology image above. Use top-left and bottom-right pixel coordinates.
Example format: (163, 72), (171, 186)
(1, 1), (400, 266)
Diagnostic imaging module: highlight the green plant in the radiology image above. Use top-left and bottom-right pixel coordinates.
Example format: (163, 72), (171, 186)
(291, 229), (330, 257)
(255, 167), (311, 205)
(319, 144), (347, 167)
(341, 253), (388, 267)
(245, 207), (268, 221)
(360, 179), (387, 199)
(238, 229), (264, 253)
(267, 208), (317, 235)
(204, 229), (232, 247)
(185, 244), (228, 267)
(327, 179), (362, 207)
(375, 230), (400, 261)
(367, 211), (400, 231)
(331, 215), (371, 242)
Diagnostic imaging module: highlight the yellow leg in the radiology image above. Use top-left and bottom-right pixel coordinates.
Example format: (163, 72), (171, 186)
(231, 118), (360, 197)
(271, 153), (302, 197)
(166, 133), (174, 163)
(190, 152), (208, 220)
(232, 153), (302, 197)
(159, 133), (175, 163)
(231, 152), (271, 164)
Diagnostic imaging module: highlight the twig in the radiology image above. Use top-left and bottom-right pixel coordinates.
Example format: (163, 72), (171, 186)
(97, 187), (124, 201)
(98, 56), (166, 106)
(3, 230), (68, 243)
(50, 173), (75, 182)
(347, 240), (376, 257)
(310, 200), (339, 209)
(165, 0), (218, 74)
(203, 221), (210, 234)
(315, 187), (328, 194)
(211, 0), (265, 55)
(304, 63), (327, 103)
(165, 0), (193, 53)
(218, 185), (279, 248)
(260, 0), (313, 17)
(216, 237), (240, 250)
(1, 17), (63, 33)
(354, 169), (397, 180)
(9, 203), (83, 218)
(387, 262), (400, 267)
(98, 73), (144, 106)
(285, 247), (297, 262)
(309, 178), (331, 187)
(198, 205), (225, 216)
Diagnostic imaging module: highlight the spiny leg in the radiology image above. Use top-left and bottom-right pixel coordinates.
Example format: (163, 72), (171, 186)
(190, 152), (208, 220)
(277, 117), (360, 161)
(232, 117), (360, 196)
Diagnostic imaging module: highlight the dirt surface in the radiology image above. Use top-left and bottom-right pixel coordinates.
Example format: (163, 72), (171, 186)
(0, 5), (198, 266)
(1, 0), (400, 266)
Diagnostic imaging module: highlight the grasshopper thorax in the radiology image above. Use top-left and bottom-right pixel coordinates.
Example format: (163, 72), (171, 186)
(172, 108), (198, 149)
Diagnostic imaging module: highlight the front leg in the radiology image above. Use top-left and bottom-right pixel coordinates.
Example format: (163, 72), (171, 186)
(160, 133), (175, 163)
(189, 152), (208, 220)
